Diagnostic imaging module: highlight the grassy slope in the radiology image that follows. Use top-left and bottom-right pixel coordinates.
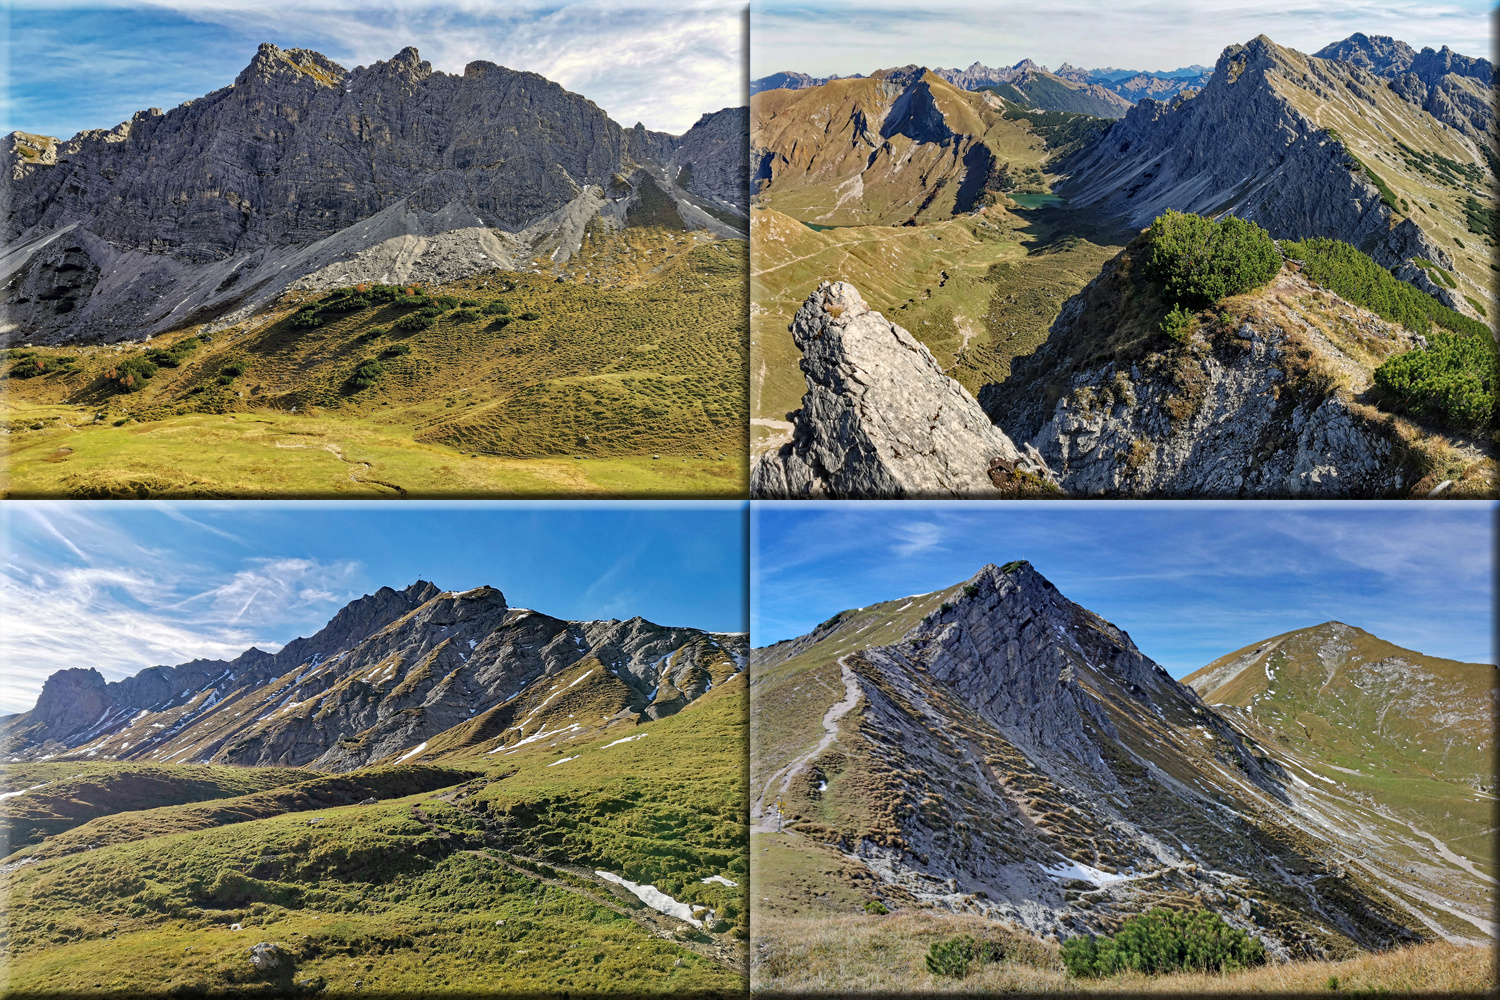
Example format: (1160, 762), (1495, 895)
(2, 226), (747, 498)
(1185, 626), (1497, 874)
(0, 680), (748, 994)
(749, 206), (1125, 448)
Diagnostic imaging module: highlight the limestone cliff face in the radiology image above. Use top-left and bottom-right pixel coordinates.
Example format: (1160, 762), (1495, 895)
(1, 43), (747, 344)
(751, 281), (1056, 498)
(5, 44), (661, 257)
(1059, 36), (1465, 274)
(0, 580), (746, 771)
(1314, 33), (1494, 143)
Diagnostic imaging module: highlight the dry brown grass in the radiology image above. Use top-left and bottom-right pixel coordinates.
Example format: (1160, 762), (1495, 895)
(753, 911), (1496, 994)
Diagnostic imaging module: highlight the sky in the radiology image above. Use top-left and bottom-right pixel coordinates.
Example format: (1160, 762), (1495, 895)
(751, 0), (1495, 80)
(752, 502), (1496, 679)
(3, 0), (745, 139)
(0, 501), (747, 716)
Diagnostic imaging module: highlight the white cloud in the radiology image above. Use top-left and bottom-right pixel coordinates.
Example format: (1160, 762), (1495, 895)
(890, 521), (945, 558)
(25, 0), (744, 135)
(0, 513), (361, 714)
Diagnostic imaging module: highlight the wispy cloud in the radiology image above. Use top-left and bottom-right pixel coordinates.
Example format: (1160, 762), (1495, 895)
(890, 521), (945, 558)
(8, 1), (743, 138)
(0, 505), (362, 715)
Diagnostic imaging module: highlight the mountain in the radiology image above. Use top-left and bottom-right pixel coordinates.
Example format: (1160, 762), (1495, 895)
(750, 71), (865, 95)
(930, 63), (1133, 118)
(1055, 63), (1214, 103)
(750, 281), (1057, 498)
(751, 68), (1058, 226)
(751, 562), (1495, 962)
(1314, 33), (1493, 143)
(1059, 35), (1494, 319)
(0, 580), (747, 771)
(2, 43), (748, 345)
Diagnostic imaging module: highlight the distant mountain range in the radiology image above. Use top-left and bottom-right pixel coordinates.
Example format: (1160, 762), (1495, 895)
(0, 580), (747, 771)
(751, 561), (1496, 954)
(754, 60), (1212, 112)
(3, 43), (749, 345)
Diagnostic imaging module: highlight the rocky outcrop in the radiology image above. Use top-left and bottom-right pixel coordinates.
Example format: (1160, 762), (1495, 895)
(670, 107), (749, 217)
(1, 43), (748, 344)
(982, 256), (1415, 498)
(0, 580), (746, 770)
(751, 281), (1056, 498)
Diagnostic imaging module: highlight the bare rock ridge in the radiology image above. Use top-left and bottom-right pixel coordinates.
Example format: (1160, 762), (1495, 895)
(1313, 32), (1494, 142)
(0, 580), (747, 771)
(2, 42), (749, 344)
(1059, 36), (1464, 276)
(750, 281), (1057, 498)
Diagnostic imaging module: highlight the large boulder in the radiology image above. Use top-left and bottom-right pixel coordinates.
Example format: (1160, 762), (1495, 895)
(752, 281), (1057, 498)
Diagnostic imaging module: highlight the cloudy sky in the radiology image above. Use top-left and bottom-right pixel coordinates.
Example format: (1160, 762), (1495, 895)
(5, 0), (745, 140)
(753, 502), (1495, 678)
(0, 502), (746, 716)
(752, 0), (1494, 79)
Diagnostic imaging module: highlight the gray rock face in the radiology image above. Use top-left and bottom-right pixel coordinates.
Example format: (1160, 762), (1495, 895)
(751, 281), (1056, 498)
(670, 107), (748, 218)
(1060, 35), (1455, 273)
(2, 43), (747, 344)
(0, 580), (746, 770)
(983, 263), (1412, 498)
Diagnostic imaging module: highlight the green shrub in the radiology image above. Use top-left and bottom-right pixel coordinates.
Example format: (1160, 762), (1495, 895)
(489, 316), (513, 330)
(393, 313), (434, 332)
(927, 935), (975, 978)
(109, 357), (159, 392)
(939, 602), (954, 613)
(451, 308), (481, 322)
(1282, 238), (1490, 339)
(348, 359), (386, 391)
(1160, 303), (1195, 343)
(221, 362), (246, 378)
(430, 295), (459, 312)
(1374, 332), (1496, 433)
(290, 310), (324, 328)
(962, 584), (979, 598)
(519, 312), (542, 321)
(864, 900), (888, 915)
(482, 301), (511, 316)
(1143, 210), (1281, 308)
(1464, 295), (1487, 318)
(1060, 908), (1266, 978)
(379, 343), (411, 359)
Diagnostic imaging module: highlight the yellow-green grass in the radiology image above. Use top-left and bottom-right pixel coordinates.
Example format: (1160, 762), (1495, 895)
(751, 910), (1495, 993)
(1, 402), (742, 497)
(0, 682), (749, 993)
(750, 833), (878, 923)
(749, 205), (1124, 449)
(0, 762), (317, 855)
(3, 226), (747, 497)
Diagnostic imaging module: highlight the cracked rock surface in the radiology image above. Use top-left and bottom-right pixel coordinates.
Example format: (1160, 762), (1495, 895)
(751, 281), (1056, 498)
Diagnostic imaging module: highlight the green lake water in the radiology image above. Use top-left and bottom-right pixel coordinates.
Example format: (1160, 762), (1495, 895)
(1009, 192), (1067, 209)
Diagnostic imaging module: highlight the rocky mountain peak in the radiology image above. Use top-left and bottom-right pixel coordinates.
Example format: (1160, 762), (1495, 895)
(236, 42), (347, 89)
(751, 281), (1057, 498)
(30, 667), (110, 725)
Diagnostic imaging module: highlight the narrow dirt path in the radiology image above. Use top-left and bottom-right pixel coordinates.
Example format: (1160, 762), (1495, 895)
(751, 657), (862, 831)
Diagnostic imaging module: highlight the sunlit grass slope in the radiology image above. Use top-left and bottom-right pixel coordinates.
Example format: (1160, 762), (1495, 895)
(2, 226), (747, 498)
(0, 680), (749, 994)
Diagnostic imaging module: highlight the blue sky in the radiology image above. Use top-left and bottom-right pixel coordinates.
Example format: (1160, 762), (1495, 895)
(752, 0), (1494, 80)
(753, 502), (1496, 677)
(0, 501), (747, 715)
(4, 1), (744, 140)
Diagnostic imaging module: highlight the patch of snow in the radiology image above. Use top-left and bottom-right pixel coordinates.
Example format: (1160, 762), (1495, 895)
(548, 755), (580, 767)
(595, 872), (703, 927)
(394, 742), (428, 764)
(601, 733), (648, 749)
(567, 668), (595, 689)
(468, 639), (477, 649)
(701, 875), (738, 887)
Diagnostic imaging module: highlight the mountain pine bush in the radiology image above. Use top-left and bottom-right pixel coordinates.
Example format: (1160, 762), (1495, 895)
(1061, 907), (1266, 978)
(1374, 331), (1496, 433)
(1143, 210), (1281, 308)
(1279, 237), (1490, 340)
